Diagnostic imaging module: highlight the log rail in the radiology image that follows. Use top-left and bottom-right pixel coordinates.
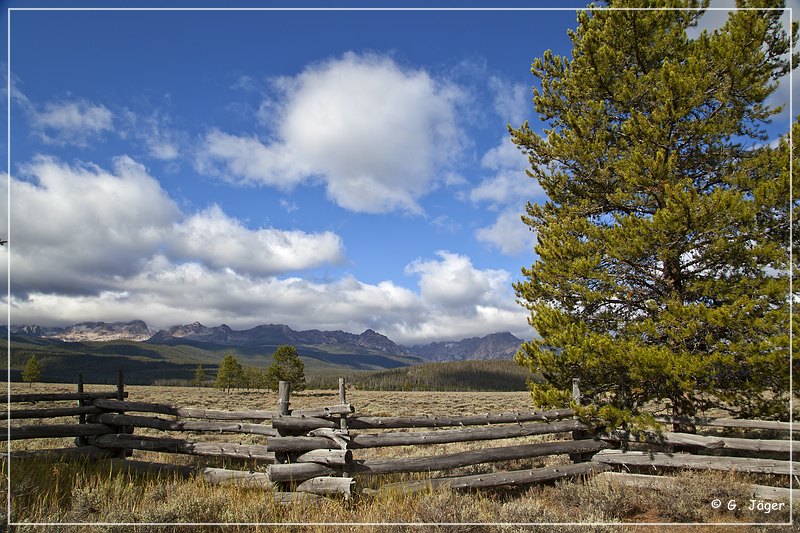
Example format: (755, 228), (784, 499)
(5, 375), (795, 501)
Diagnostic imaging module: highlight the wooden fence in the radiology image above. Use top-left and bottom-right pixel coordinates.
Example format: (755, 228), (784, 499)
(3, 374), (797, 503)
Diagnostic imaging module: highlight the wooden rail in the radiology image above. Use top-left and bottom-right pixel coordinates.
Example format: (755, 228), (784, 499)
(345, 409), (575, 429)
(6, 376), (796, 502)
(348, 419), (586, 448)
(96, 413), (279, 437)
(2, 406), (104, 420)
(10, 423), (118, 440)
(268, 438), (610, 482)
(603, 430), (796, 455)
(87, 433), (340, 458)
(2, 392), (126, 403)
(594, 449), (799, 476)
(368, 461), (611, 494)
(654, 416), (797, 433)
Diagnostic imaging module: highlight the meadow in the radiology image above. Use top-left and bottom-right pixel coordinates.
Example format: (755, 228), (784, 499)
(3, 382), (794, 531)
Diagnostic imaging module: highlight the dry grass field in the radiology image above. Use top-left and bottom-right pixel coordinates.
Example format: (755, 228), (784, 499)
(3, 382), (795, 531)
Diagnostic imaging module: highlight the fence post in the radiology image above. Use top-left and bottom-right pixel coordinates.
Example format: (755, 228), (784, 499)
(338, 377), (350, 478)
(115, 369), (132, 458)
(75, 373), (88, 447)
(572, 378), (581, 407)
(277, 381), (291, 417)
(569, 377), (593, 463)
(117, 369), (125, 401)
(77, 373), (86, 423)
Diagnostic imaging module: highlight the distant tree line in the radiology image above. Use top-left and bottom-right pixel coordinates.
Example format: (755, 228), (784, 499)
(350, 359), (535, 392)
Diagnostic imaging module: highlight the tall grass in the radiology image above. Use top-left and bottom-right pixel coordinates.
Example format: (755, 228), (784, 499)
(4, 457), (792, 531)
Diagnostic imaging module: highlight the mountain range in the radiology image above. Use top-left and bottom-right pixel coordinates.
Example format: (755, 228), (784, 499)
(7, 320), (523, 361)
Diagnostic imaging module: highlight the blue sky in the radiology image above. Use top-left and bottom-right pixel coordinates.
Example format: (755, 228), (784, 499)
(2, 2), (796, 344)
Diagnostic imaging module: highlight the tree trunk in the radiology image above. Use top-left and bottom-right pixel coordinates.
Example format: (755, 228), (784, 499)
(672, 392), (697, 433)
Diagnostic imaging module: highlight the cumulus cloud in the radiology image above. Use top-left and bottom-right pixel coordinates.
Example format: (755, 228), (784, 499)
(401, 251), (527, 342)
(7, 156), (179, 295)
(12, 252), (528, 344)
(7, 246), (528, 345)
(197, 52), (467, 214)
(3, 156), (346, 297)
(469, 137), (542, 255)
(168, 205), (345, 276)
(476, 208), (532, 256)
(31, 100), (114, 146)
(405, 251), (512, 311)
(470, 137), (541, 209)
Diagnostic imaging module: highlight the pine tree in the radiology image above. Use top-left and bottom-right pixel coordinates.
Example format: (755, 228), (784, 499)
(510, 2), (796, 430)
(214, 354), (243, 392)
(21, 355), (42, 388)
(193, 363), (206, 387)
(265, 345), (306, 392)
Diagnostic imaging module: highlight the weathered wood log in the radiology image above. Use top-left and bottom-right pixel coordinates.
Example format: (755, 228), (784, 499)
(1, 405), (104, 420)
(594, 449), (799, 476)
(89, 434), (277, 461)
(291, 404), (354, 418)
(105, 459), (315, 503)
(199, 467), (274, 487)
(105, 458), (276, 489)
(268, 462), (337, 482)
(350, 439), (609, 476)
(346, 408), (574, 429)
(748, 484), (797, 502)
(272, 415), (339, 432)
(10, 423), (117, 440)
(92, 399), (277, 421)
(9, 445), (116, 461)
(307, 428), (350, 450)
(268, 435), (338, 452)
(349, 419), (588, 449)
(370, 461), (610, 494)
(96, 413), (278, 437)
(2, 392), (126, 403)
(597, 472), (798, 502)
(295, 449), (352, 466)
(89, 432), (335, 456)
(655, 416), (797, 433)
(295, 476), (354, 498)
(603, 430), (794, 456)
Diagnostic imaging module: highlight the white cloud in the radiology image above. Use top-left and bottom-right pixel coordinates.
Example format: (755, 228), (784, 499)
(7, 156), (179, 295)
(3, 156), (346, 296)
(470, 137), (542, 208)
(488, 76), (530, 126)
(469, 137), (542, 256)
(196, 129), (308, 188)
(11, 252), (529, 344)
(168, 205), (345, 276)
(135, 111), (183, 161)
(7, 247), (528, 345)
(4, 155), (529, 344)
(197, 52), (468, 214)
(31, 100), (114, 146)
(476, 208), (532, 255)
(405, 251), (512, 310)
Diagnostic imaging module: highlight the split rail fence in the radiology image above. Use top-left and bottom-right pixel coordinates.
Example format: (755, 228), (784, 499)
(3, 373), (797, 503)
